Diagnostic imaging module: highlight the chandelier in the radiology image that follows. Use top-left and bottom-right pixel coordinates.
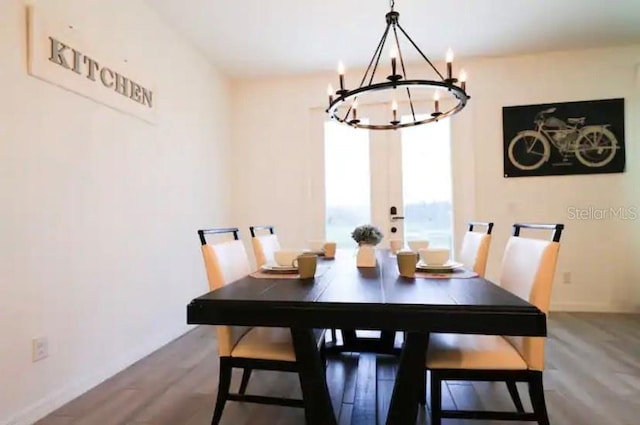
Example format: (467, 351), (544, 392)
(325, 0), (470, 130)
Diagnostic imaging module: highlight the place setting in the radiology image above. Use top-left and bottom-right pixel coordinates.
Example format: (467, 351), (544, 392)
(252, 243), (335, 279)
(303, 240), (337, 259)
(396, 246), (478, 279)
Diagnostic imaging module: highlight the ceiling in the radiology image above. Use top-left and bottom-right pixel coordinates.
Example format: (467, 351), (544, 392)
(146, 0), (640, 78)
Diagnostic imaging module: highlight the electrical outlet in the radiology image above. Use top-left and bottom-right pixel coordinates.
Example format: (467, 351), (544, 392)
(32, 337), (49, 362)
(562, 272), (572, 285)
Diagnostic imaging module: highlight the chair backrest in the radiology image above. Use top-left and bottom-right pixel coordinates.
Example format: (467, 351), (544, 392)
(250, 225), (280, 268)
(198, 228), (252, 357)
(458, 222), (494, 277)
(500, 223), (563, 371)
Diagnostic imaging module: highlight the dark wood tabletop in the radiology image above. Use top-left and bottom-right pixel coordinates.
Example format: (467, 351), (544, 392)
(188, 251), (545, 336)
(187, 250), (546, 425)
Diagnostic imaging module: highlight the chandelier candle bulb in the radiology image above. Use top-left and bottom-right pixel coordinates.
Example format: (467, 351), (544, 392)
(338, 61), (346, 91)
(392, 99), (398, 122)
(446, 48), (454, 80)
(327, 84), (334, 104)
(390, 47), (398, 76)
(459, 69), (467, 91)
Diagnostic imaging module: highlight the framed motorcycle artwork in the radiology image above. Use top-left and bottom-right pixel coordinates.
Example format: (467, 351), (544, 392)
(502, 98), (625, 177)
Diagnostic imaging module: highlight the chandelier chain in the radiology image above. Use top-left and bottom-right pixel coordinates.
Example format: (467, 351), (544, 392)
(390, 0), (395, 11)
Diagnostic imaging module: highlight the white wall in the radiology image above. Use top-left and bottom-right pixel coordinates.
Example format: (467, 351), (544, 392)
(231, 45), (640, 313)
(466, 49), (640, 312)
(0, 1), (231, 424)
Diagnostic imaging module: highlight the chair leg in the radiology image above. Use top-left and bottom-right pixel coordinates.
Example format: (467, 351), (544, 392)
(528, 372), (550, 425)
(506, 380), (525, 412)
(211, 357), (232, 425)
(430, 371), (442, 425)
(239, 368), (252, 395)
(419, 370), (426, 405)
(320, 340), (327, 367)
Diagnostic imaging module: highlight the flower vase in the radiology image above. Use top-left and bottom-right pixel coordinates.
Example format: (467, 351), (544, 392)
(356, 244), (377, 267)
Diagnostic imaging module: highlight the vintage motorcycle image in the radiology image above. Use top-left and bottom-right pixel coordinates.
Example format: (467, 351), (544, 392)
(507, 107), (619, 171)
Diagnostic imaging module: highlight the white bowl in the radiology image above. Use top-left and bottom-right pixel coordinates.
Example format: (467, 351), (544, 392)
(420, 248), (450, 266)
(274, 250), (303, 267)
(408, 240), (429, 252)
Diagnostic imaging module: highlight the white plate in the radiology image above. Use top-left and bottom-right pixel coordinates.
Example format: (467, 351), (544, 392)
(303, 249), (325, 256)
(416, 261), (464, 271)
(261, 263), (298, 273)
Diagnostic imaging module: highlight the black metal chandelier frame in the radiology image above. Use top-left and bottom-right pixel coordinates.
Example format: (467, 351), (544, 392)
(326, 0), (470, 130)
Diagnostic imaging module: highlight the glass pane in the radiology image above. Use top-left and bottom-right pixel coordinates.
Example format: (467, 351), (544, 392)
(324, 121), (371, 248)
(401, 116), (453, 249)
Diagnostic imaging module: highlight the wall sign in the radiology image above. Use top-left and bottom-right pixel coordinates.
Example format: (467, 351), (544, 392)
(502, 98), (625, 177)
(26, 6), (157, 124)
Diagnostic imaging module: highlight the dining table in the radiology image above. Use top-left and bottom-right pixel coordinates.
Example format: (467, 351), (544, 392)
(186, 250), (546, 425)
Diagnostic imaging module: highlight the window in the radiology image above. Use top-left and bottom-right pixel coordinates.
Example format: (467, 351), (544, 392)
(324, 121), (371, 247)
(401, 117), (453, 249)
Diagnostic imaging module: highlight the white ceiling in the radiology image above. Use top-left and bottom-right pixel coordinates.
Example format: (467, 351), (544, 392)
(146, 0), (640, 78)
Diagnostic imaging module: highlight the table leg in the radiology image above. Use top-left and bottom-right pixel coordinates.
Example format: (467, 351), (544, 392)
(290, 327), (337, 425)
(341, 328), (358, 346)
(379, 330), (396, 351)
(385, 332), (428, 425)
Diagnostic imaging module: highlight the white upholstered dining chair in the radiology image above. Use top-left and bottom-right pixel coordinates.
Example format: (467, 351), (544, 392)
(425, 223), (564, 425)
(458, 221), (494, 277)
(199, 227), (323, 425)
(250, 225), (281, 268)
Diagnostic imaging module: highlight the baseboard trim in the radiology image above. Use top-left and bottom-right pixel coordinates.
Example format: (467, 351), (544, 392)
(4, 325), (193, 425)
(551, 302), (639, 313)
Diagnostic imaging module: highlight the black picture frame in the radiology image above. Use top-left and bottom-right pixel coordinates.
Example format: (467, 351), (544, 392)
(502, 98), (625, 178)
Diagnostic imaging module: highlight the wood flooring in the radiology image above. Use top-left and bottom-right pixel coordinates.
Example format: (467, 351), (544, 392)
(35, 313), (640, 425)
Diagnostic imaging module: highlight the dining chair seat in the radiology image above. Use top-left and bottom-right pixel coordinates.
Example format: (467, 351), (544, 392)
(232, 327), (325, 362)
(231, 327), (296, 362)
(427, 333), (527, 370)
